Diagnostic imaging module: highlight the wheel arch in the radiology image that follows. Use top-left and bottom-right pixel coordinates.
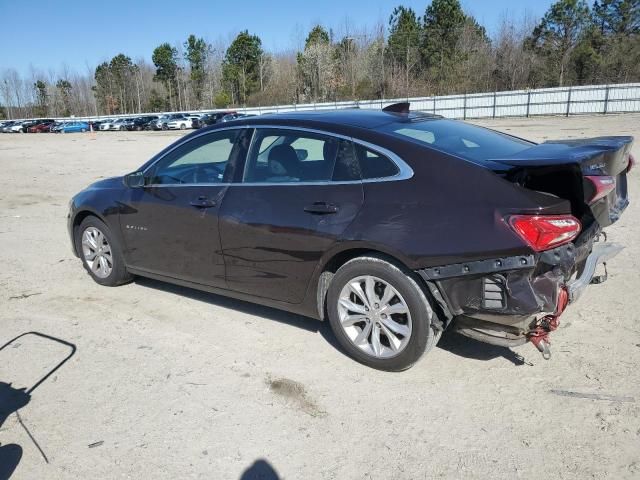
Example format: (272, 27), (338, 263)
(312, 243), (419, 321)
(70, 208), (108, 256)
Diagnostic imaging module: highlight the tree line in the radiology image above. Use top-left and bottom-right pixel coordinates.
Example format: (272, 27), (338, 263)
(1, 0), (638, 119)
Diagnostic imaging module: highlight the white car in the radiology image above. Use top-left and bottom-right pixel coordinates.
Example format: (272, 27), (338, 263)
(99, 120), (115, 131)
(109, 119), (128, 131)
(166, 116), (192, 130)
(9, 122), (28, 133)
(186, 114), (201, 125)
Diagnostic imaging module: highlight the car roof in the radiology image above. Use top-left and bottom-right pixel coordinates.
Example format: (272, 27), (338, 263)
(229, 108), (442, 130)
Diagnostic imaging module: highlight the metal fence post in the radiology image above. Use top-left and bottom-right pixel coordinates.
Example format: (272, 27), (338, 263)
(566, 87), (572, 117)
(526, 91), (531, 118)
(604, 85), (610, 114)
(433, 97), (436, 115)
(463, 93), (467, 120)
(492, 91), (497, 119)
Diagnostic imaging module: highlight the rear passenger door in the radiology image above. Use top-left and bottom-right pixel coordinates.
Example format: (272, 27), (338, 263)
(219, 128), (363, 303)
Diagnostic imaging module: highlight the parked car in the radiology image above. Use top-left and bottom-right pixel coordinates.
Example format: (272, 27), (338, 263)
(60, 121), (89, 133)
(149, 115), (172, 130)
(166, 114), (192, 130)
(88, 120), (103, 131)
(220, 113), (254, 123)
(108, 118), (129, 131)
(125, 116), (158, 131)
(1, 121), (17, 133)
(28, 120), (55, 133)
(50, 122), (66, 133)
(195, 111), (236, 128)
(19, 120), (41, 132)
(67, 105), (633, 370)
(185, 114), (202, 128)
(143, 118), (160, 130)
(9, 121), (30, 133)
(99, 119), (116, 131)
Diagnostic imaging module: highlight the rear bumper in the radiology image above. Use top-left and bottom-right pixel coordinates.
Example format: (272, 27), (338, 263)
(567, 242), (623, 303)
(417, 240), (623, 341)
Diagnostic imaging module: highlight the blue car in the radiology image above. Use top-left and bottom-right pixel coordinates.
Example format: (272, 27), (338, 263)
(61, 121), (89, 133)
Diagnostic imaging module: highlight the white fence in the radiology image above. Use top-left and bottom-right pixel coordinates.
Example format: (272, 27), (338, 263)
(236, 83), (640, 120)
(33, 82), (640, 123)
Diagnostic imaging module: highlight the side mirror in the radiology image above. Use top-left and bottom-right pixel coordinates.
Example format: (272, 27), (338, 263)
(124, 171), (145, 188)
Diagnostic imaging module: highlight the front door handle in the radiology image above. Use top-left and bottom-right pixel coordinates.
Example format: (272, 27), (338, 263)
(304, 202), (338, 214)
(190, 196), (217, 209)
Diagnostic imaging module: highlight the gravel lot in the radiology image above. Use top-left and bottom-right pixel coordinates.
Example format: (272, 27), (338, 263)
(1, 115), (639, 480)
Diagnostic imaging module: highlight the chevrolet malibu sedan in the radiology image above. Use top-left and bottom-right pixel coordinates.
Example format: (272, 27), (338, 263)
(67, 105), (633, 370)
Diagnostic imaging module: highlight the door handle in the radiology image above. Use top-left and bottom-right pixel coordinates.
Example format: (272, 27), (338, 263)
(190, 197), (217, 209)
(304, 202), (338, 214)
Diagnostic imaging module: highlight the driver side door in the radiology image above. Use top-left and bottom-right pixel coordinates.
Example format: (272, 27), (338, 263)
(120, 128), (249, 287)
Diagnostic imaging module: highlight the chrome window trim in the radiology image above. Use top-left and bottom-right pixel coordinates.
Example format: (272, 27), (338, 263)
(141, 124), (413, 187)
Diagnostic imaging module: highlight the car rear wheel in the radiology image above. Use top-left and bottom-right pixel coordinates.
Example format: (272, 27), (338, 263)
(326, 255), (440, 371)
(76, 216), (133, 287)
(180, 123), (186, 130)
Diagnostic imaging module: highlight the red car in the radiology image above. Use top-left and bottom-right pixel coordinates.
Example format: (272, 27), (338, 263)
(27, 120), (55, 133)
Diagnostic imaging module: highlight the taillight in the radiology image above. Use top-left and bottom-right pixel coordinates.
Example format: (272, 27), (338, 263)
(585, 175), (616, 203)
(508, 215), (581, 252)
(627, 153), (635, 173)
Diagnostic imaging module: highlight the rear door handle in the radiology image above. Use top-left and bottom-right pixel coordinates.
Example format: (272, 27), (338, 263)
(304, 202), (338, 214)
(190, 196), (217, 209)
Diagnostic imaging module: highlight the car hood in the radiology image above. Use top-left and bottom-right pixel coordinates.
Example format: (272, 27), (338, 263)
(86, 176), (123, 190)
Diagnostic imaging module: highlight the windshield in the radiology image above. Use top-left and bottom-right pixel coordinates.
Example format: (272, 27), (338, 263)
(383, 119), (533, 162)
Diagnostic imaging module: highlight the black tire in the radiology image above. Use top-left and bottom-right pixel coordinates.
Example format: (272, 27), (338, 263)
(75, 216), (133, 287)
(180, 123), (186, 130)
(326, 255), (440, 371)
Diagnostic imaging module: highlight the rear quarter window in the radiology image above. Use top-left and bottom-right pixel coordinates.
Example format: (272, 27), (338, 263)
(356, 145), (399, 179)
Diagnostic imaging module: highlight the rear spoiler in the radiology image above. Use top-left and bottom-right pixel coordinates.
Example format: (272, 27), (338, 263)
(490, 136), (634, 173)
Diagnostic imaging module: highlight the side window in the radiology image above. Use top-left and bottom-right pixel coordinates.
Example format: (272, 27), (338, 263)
(355, 145), (399, 179)
(243, 129), (356, 183)
(148, 130), (240, 185)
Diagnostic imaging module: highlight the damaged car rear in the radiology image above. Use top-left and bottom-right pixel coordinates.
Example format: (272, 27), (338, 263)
(68, 104), (633, 371)
(389, 113), (633, 361)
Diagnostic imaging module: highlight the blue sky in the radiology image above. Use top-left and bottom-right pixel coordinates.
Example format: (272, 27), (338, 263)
(0, 0), (554, 75)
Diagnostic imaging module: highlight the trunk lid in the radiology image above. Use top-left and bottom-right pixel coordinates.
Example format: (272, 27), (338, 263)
(491, 136), (633, 228)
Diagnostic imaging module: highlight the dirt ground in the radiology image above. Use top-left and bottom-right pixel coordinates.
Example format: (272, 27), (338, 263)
(1, 115), (639, 480)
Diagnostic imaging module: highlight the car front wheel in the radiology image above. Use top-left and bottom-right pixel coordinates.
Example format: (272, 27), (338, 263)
(76, 216), (133, 286)
(326, 255), (440, 371)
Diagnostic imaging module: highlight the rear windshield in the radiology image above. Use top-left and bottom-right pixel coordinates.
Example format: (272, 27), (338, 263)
(382, 119), (533, 162)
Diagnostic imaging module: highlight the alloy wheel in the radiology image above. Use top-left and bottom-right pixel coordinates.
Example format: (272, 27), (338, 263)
(337, 275), (413, 358)
(81, 227), (113, 279)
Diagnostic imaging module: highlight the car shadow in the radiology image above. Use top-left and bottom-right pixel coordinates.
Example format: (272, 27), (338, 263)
(134, 277), (343, 351)
(134, 278), (531, 366)
(437, 330), (530, 366)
